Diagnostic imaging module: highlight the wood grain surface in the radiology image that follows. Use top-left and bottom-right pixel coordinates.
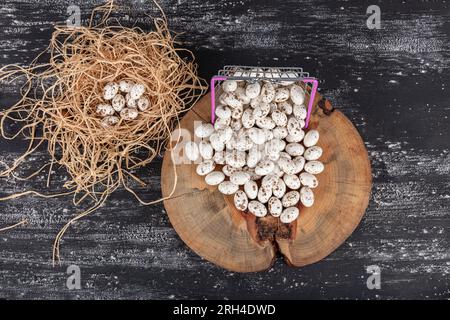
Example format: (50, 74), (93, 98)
(161, 91), (372, 272)
(0, 0), (449, 299)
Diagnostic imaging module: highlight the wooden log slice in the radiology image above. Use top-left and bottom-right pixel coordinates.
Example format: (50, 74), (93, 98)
(161, 91), (372, 272)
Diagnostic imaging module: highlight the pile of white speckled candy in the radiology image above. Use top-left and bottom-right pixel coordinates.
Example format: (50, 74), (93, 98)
(96, 81), (151, 127)
(184, 78), (324, 224)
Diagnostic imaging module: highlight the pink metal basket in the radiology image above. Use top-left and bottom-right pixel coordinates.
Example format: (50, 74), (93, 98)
(210, 66), (318, 128)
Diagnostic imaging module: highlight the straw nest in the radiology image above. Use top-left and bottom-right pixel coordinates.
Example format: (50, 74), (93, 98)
(0, 1), (207, 262)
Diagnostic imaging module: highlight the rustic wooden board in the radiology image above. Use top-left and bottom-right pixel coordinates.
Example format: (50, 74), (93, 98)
(161, 91), (372, 272)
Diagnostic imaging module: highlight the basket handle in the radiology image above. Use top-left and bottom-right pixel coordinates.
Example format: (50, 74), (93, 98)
(210, 76), (228, 124)
(301, 78), (318, 129)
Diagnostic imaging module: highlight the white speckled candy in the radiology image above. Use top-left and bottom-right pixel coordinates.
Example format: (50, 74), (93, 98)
(196, 160), (215, 176)
(231, 106), (243, 120)
(221, 92), (242, 109)
(304, 146), (323, 161)
(285, 143), (304, 157)
(213, 150), (226, 165)
(222, 164), (238, 177)
(272, 178), (286, 198)
(293, 156), (305, 173)
(229, 118), (242, 131)
(260, 82), (275, 103)
(256, 117), (276, 130)
(255, 159), (275, 176)
(287, 117), (302, 136)
(222, 80), (238, 93)
(293, 104), (307, 120)
(103, 82), (119, 100)
(137, 96), (150, 112)
(130, 83), (145, 100)
(261, 174), (278, 189)
(120, 108), (138, 120)
(300, 186), (314, 207)
(119, 80), (134, 93)
(271, 110), (288, 127)
(101, 115), (119, 127)
(244, 180), (258, 200)
(257, 185), (272, 204)
(126, 95), (137, 108)
(304, 160), (324, 174)
(184, 141), (199, 161)
(278, 157), (303, 175)
(282, 191), (300, 208)
(217, 127), (233, 144)
(218, 181), (239, 195)
(209, 133), (225, 152)
(248, 128), (266, 145)
(280, 207), (299, 223)
(286, 131), (305, 144)
(205, 171), (225, 185)
(96, 104), (115, 117)
(230, 171), (251, 185)
(253, 102), (271, 120)
(112, 94), (126, 112)
(234, 133), (253, 152)
(299, 172), (319, 188)
(273, 126), (288, 140)
(235, 87), (251, 104)
(199, 141), (213, 160)
(278, 101), (293, 115)
(246, 146), (261, 168)
(290, 84), (305, 105)
(268, 197), (283, 217)
(245, 82), (261, 99)
(283, 174), (301, 190)
(225, 150), (246, 168)
(274, 87), (290, 102)
(215, 105), (231, 119)
(303, 129), (320, 147)
(190, 78), (326, 221)
(241, 108), (256, 129)
(248, 200), (267, 217)
(194, 122), (214, 138)
(234, 190), (248, 211)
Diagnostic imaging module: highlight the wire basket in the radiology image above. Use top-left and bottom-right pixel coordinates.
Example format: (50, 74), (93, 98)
(210, 65), (318, 128)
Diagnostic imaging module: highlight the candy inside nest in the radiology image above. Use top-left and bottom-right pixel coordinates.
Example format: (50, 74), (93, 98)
(0, 1), (207, 262)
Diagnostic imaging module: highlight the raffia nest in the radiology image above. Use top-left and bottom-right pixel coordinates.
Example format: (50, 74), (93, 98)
(0, 1), (207, 262)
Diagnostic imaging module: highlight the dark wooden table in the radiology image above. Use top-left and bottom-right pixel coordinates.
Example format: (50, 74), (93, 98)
(0, 0), (449, 300)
